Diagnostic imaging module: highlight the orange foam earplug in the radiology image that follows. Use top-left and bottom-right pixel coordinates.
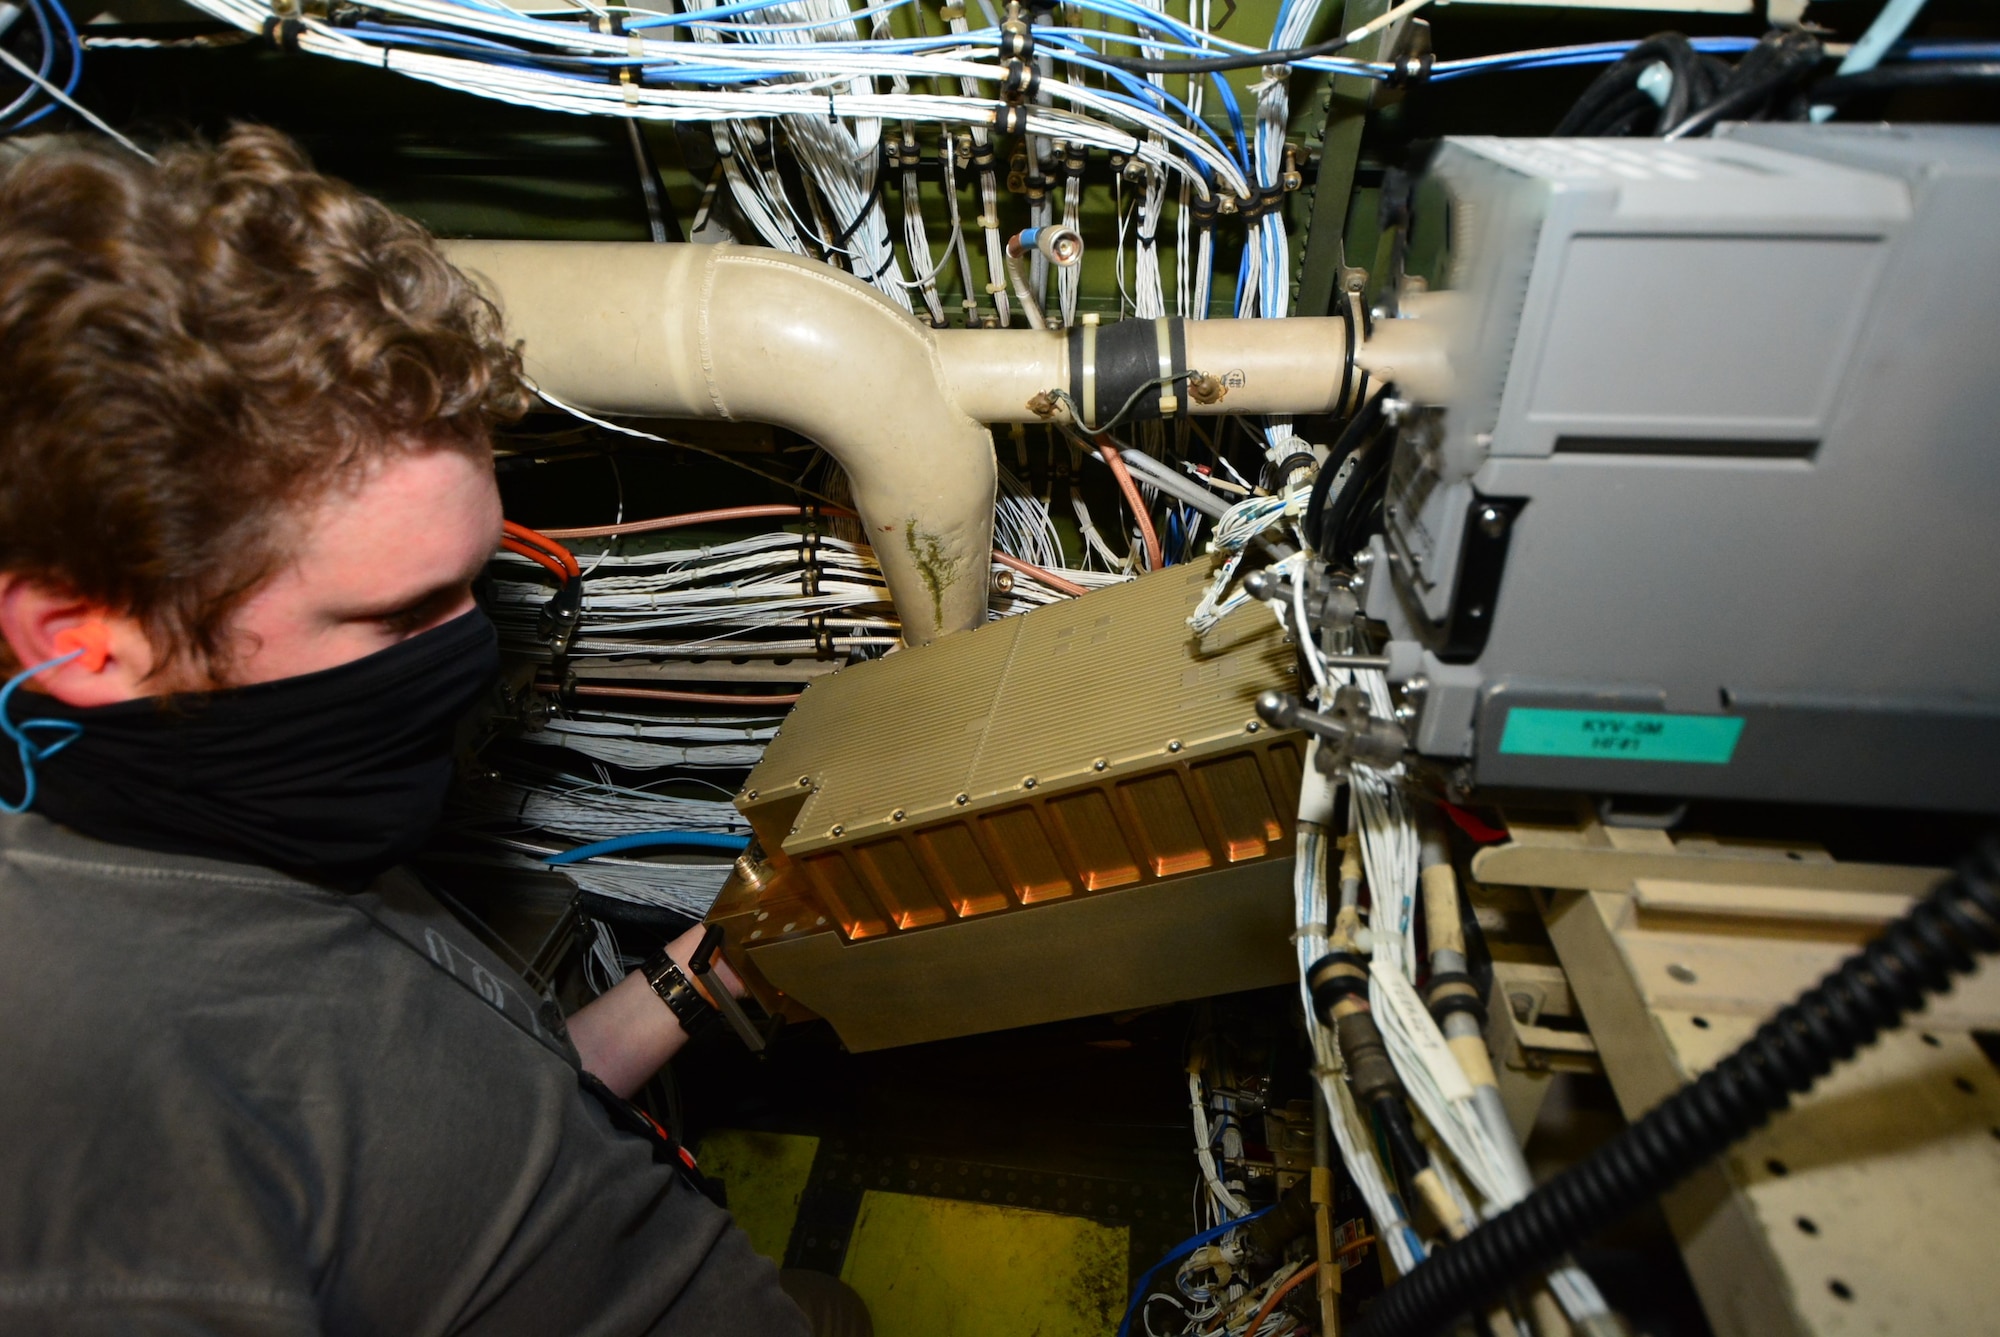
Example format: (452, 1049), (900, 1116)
(51, 621), (111, 673)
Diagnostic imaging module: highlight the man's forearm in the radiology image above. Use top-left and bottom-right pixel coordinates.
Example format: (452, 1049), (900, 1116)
(565, 923), (741, 1099)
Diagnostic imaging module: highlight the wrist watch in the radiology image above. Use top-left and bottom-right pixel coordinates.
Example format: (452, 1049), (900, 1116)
(641, 951), (718, 1036)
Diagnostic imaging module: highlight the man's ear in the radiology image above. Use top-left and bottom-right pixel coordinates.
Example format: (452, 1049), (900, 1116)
(0, 578), (161, 706)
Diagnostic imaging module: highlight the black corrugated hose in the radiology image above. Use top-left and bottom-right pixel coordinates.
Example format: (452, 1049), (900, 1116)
(1353, 837), (2000, 1337)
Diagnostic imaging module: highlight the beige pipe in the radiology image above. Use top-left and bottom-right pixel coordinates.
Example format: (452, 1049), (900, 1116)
(444, 241), (1353, 642)
(933, 317), (1351, 422)
(443, 240), (996, 646)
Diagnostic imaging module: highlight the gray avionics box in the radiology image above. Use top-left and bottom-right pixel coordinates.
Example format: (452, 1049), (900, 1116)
(1363, 126), (2000, 812)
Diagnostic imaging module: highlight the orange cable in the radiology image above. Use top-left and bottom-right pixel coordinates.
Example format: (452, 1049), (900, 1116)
(535, 681), (803, 708)
(1246, 1261), (1319, 1337)
(538, 504), (858, 541)
(991, 549), (1089, 598)
(502, 520), (580, 576)
(1096, 438), (1163, 571)
(532, 507), (1094, 602)
(500, 537), (572, 582)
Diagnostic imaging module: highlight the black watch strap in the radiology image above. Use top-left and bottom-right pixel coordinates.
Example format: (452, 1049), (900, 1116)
(642, 952), (718, 1036)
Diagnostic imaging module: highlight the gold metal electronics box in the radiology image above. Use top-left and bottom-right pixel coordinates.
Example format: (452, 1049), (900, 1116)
(708, 555), (1307, 1050)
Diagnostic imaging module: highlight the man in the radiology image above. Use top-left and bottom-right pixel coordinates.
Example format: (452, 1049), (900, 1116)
(0, 126), (822, 1335)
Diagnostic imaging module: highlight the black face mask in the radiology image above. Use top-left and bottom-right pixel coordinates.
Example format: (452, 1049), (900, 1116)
(0, 608), (500, 884)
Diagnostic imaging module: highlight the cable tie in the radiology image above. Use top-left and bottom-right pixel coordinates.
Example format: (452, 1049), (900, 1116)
(260, 13), (303, 53)
(830, 170), (886, 247)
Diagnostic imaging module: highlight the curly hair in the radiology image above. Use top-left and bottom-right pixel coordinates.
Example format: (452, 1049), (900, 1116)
(0, 124), (528, 676)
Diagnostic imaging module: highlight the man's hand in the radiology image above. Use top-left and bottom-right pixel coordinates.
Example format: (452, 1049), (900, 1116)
(564, 923), (742, 1100)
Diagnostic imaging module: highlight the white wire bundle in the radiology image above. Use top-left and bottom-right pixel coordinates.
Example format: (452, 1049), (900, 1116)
(934, 1), (1010, 325)
(1058, 148), (1084, 327)
(685, 0), (905, 303)
(1130, 163), (1169, 320)
(1292, 766), (1426, 1275)
(990, 560), (1127, 616)
(533, 712), (780, 742)
(1189, 1071), (1248, 1223)
(521, 716), (775, 769)
(994, 462), (1065, 569)
(892, 119), (953, 321)
(1260, 552), (1471, 1277)
(1267, 554), (1615, 1321)
(443, 842), (738, 923)
(1071, 480), (1137, 574)
(585, 917), (636, 995)
(558, 857), (736, 917)
(1185, 489), (1309, 634)
(715, 118), (810, 251)
(180, 0), (1258, 191)
(490, 532), (894, 647)
(459, 774), (750, 842)
(161, 0), (1447, 352)
(1170, 0), (1209, 321)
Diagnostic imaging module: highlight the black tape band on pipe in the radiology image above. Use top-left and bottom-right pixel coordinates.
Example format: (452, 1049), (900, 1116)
(1170, 318), (1188, 419)
(1066, 323), (1085, 425)
(1097, 319), (1161, 426)
(1068, 318), (1188, 430)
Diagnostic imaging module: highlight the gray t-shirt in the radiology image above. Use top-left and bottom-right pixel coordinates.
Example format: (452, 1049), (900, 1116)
(0, 812), (811, 1337)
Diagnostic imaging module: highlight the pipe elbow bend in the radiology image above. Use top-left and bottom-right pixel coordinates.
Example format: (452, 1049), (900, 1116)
(441, 240), (996, 647)
(697, 249), (996, 645)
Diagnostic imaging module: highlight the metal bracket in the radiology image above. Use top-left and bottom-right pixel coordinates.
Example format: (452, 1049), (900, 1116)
(1475, 809), (2000, 1337)
(689, 924), (782, 1054)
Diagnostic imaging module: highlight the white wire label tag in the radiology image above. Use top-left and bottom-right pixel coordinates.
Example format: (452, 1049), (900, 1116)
(1370, 959), (1475, 1105)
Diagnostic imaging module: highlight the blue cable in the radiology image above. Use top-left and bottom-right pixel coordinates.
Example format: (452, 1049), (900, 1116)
(1428, 35), (1757, 82)
(677, 0), (913, 36)
(1422, 34), (2000, 88)
(13, 0), (83, 131)
(0, 647), (85, 815)
(1043, 38), (1239, 167)
(1898, 39), (2000, 62)
(625, 0), (848, 30)
(545, 830), (751, 865)
(0, 0), (56, 127)
(1115, 1206), (1274, 1337)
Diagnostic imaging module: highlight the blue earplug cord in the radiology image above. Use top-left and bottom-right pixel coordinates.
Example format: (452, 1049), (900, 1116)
(0, 647), (86, 814)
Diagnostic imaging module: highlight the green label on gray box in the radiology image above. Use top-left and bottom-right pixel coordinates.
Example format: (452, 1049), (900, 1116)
(1499, 708), (1744, 764)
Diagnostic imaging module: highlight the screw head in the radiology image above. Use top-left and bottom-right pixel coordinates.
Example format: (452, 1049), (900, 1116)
(1167, 740), (1183, 753)
(1092, 758), (1108, 772)
(1022, 776), (1037, 789)
(747, 789), (759, 800)
(831, 824), (844, 837)
(1246, 721), (1260, 733)
(891, 808), (906, 822)
(799, 776), (812, 787)
(955, 792), (970, 806)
